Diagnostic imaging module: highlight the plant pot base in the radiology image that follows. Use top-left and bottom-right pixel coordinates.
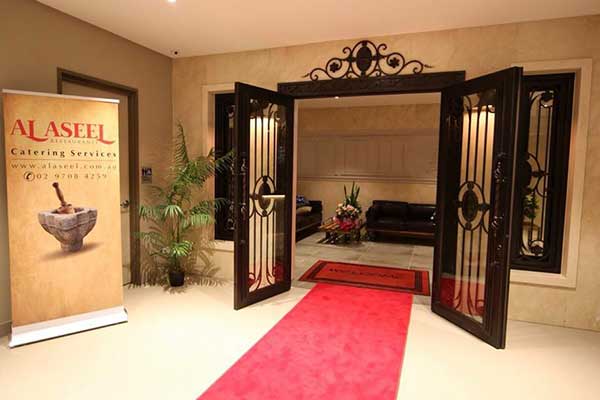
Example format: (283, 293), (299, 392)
(168, 271), (185, 287)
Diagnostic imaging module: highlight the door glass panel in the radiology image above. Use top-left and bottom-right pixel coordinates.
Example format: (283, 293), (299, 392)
(512, 73), (574, 274)
(214, 94), (236, 241)
(441, 89), (496, 323)
(248, 99), (287, 291)
(520, 89), (553, 258)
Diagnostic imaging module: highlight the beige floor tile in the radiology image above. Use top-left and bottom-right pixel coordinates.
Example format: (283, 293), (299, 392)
(295, 232), (431, 270)
(409, 254), (434, 270)
(1, 283), (598, 400)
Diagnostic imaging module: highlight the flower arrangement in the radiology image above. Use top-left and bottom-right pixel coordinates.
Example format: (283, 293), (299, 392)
(335, 203), (361, 219)
(333, 182), (362, 231)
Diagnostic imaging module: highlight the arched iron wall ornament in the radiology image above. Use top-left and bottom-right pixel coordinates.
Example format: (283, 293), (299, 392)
(303, 40), (433, 81)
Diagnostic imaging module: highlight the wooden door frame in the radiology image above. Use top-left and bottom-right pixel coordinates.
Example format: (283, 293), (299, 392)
(230, 71), (465, 309)
(57, 68), (141, 285)
(278, 70), (466, 270)
(278, 71), (466, 98)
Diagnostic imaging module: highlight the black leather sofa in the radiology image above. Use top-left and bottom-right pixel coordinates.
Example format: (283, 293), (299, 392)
(296, 200), (323, 241)
(366, 200), (435, 243)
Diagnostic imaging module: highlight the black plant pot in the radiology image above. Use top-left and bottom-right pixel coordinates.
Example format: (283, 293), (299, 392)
(168, 271), (185, 287)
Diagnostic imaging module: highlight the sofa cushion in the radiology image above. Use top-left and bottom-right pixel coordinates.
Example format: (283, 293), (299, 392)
(369, 217), (407, 230)
(373, 201), (408, 219)
(407, 204), (435, 222)
(296, 205), (313, 215)
(404, 221), (435, 233)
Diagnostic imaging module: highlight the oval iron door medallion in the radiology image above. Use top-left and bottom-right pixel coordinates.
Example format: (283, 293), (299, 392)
(462, 189), (479, 222)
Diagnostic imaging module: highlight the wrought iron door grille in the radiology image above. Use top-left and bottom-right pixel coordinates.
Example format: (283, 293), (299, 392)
(443, 90), (497, 323)
(214, 94), (236, 241)
(247, 99), (287, 291)
(512, 74), (574, 274)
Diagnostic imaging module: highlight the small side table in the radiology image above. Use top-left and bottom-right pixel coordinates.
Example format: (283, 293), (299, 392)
(317, 218), (365, 244)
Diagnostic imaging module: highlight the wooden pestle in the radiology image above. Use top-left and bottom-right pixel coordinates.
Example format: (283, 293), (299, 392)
(52, 182), (74, 214)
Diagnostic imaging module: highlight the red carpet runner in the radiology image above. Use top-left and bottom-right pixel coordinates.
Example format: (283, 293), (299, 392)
(198, 284), (412, 400)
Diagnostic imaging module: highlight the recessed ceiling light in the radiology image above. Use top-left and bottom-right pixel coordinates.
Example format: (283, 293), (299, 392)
(167, 0), (176, 3)
(334, 96), (340, 99)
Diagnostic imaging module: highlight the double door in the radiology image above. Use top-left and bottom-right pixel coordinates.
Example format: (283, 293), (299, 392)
(232, 67), (523, 349)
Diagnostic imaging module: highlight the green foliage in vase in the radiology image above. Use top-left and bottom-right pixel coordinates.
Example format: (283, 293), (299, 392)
(343, 182), (362, 213)
(523, 193), (539, 220)
(138, 123), (233, 283)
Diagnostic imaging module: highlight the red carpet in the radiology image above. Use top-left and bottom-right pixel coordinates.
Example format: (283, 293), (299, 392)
(299, 260), (430, 296)
(197, 284), (413, 400)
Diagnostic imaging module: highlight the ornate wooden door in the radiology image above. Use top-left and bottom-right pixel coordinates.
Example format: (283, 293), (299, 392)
(432, 67), (522, 348)
(233, 83), (295, 309)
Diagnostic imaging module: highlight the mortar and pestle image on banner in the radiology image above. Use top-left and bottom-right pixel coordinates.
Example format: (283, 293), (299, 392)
(38, 182), (98, 252)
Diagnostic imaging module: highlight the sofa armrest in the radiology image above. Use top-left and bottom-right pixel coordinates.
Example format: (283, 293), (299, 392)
(309, 200), (322, 213)
(366, 205), (380, 221)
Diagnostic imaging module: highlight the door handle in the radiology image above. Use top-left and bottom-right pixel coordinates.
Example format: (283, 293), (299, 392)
(260, 194), (285, 201)
(120, 200), (130, 209)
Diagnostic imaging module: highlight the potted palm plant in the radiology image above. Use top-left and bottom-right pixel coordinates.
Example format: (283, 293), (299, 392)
(139, 123), (232, 287)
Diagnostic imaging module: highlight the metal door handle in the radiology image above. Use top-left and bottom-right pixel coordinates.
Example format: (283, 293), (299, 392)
(120, 200), (130, 209)
(260, 194), (285, 201)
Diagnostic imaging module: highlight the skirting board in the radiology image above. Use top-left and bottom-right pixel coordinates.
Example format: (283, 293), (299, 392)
(9, 306), (128, 348)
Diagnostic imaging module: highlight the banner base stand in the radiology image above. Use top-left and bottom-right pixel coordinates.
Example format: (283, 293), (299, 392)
(9, 306), (128, 348)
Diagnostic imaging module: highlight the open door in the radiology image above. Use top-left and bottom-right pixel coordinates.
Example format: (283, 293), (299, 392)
(233, 82), (294, 309)
(432, 67), (522, 348)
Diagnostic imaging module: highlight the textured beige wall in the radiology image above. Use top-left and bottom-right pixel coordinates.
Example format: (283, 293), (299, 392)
(0, 0), (172, 333)
(298, 180), (437, 219)
(173, 15), (600, 331)
(298, 104), (439, 217)
(298, 103), (441, 132)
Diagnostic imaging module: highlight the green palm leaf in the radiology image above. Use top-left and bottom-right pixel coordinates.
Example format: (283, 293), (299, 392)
(138, 123), (233, 282)
(173, 122), (189, 168)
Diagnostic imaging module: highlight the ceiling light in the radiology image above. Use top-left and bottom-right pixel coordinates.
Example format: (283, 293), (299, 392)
(334, 96), (340, 99)
(167, 0), (176, 3)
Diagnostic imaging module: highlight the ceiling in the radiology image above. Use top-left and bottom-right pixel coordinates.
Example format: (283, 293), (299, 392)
(38, 0), (600, 58)
(298, 93), (440, 109)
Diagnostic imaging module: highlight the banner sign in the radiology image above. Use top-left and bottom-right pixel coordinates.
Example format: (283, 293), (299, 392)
(2, 90), (127, 347)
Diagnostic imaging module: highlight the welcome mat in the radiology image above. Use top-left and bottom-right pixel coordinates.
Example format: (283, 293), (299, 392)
(299, 260), (430, 296)
(197, 283), (412, 399)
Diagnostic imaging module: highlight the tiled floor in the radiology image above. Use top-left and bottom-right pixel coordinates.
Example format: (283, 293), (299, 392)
(2, 283), (599, 400)
(2, 235), (598, 399)
(294, 232), (434, 282)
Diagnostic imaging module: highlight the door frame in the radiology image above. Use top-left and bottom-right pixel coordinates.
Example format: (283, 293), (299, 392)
(278, 71), (466, 273)
(278, 71), (466, 98)
(57, 68), (141, 285)
(226, 72), (466, 308)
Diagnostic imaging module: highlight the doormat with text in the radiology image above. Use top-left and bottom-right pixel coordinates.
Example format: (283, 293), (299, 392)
(299, 260), (430, 296)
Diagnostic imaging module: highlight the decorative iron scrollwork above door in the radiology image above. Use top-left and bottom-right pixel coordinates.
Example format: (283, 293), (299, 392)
(303, 40), (433, 81)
